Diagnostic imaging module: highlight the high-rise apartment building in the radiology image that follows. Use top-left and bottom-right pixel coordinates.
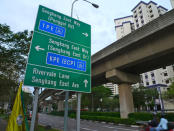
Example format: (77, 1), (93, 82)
(114, 1), (174, 88)
(114, 16), (135, 39)
(171, 0), (174, 8)
(103, 83), (119, 96)
(114, 1), (167, 39)
(132, 1), (167, 29)
(141, 65), (174, 87)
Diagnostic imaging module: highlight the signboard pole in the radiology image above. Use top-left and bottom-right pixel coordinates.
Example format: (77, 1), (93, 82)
(76, 92), (81, 131)
(157, 86), (165, 115)
(30, 88), (39, 131)
(64, 91), (69, 131)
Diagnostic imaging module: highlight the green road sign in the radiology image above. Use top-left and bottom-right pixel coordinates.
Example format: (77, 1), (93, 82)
(24, 5), (91, 93)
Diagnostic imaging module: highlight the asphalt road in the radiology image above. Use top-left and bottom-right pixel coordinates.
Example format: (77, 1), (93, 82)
(0, 118), (7, 131)
(38, 113), (140, 131)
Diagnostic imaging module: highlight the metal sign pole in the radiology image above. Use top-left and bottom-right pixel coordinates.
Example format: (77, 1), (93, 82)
(157, 86), (165, 115)
(64, 91), (69, 131)
(76, 93), (81, 131)
(30, 87), (39, 131)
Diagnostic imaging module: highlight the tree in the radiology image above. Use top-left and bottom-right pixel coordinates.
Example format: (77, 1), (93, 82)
(164, 82), (174, 99)
(81, 86), (112, 111)
(0, 23), (32, 104)
(22, 91), (33, 110)
(102, 95), (119, 111)
(132, 86), (158, 111)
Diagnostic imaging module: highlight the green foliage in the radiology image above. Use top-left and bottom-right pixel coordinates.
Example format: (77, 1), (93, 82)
(49, 110), (76, 117)
(128, 112), (153, 121)
(22, 91), (33, 110)
(52, 103), (58, 111)
(92, 86), (112, 98)
(81, 86), (113, 111)
(132, 86), (158, 110)
(129, 112), (174, 122)
(80, 112), (120, 117)
(165, 113), (174, 121)
(0, 109), (5, 114)
(50, 111), (64, 116)
(164, 82), (174, 99)
(102, 96), (119, 111)
(50, 111), (120, 118)
(69, 114), (136, 125)
(37, 125), (59, 131)
(0, 23), (32, 104)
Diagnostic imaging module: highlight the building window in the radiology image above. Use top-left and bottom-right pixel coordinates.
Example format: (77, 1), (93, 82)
(139, 10), (142, 14)
(134, 15), (137, 18)
(145, 75), (148, 79)
(152, 81), (156, 84)
(137, 24), (139, 28)
(134, 10), (136, 13)
(166, 80), (169, 84)
(146, 82), (149, 85)
(136, 19), (138, 23)
(151, 14), (154, 18)
(140, 15), (143, 19)
(141, 20), (144, 24)
(163, 67), (166, 69)
(148, 5), (151, 8)
(131, 24), (135, 31)
(139, 6), (141, 10)
(151, 73), (154, 77)
(164, 72), (168, 76)
(149, 10), (153, 13)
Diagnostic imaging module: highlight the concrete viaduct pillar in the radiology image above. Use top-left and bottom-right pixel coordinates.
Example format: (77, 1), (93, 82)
(106, 69), (140, 118)
(48, 104), (52, 113)
(43, 106), (47, 113)
(57, 101), (64, 111)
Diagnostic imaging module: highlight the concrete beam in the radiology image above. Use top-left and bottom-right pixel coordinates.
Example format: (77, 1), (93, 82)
(92, 9), (174, 79)
(106, 69), (140, 84)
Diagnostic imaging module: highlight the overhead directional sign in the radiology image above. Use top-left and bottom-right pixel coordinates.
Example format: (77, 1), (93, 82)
(24, 5), (91, 93)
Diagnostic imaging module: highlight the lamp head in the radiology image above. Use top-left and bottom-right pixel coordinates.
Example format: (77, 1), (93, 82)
(92, 3), (99, 8)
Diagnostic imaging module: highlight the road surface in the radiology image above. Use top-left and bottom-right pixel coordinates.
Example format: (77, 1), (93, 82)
(0, 118), (7, 131)
(38, 113), (140, 131)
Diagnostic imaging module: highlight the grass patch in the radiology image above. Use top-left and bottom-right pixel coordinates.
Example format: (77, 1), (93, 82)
(0, 113), (8, 120)
(37, 125), (60, 131)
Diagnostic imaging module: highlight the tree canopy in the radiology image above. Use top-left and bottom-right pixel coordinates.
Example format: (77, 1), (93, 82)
(164, 82), (174, 99)
(0, 23), (32, 102)
(81, 85), (113, 111)
(132, 86), (158, 111)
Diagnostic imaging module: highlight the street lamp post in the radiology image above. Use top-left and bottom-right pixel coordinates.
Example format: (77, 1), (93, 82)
(171, 0), (174, 8)
(71, 0), (99, 17)
(70, 1), (99, 131)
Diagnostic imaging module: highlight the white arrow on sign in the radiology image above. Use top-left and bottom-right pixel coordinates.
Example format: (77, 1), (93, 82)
(83, 79), (88, 88)
(82, 32), (88, 37)
(35, 45), (45, 52)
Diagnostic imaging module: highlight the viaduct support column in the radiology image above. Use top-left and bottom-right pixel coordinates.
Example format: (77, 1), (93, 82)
(106, 69), (140, 118)
(48, 104), (52, 113)
(57, 101), (64, 111)
(118, 84), (134, 118)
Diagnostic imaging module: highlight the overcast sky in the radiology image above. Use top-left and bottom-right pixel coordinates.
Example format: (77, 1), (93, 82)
(0, 0), (172, 54)
(0, 0), (172, 92)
